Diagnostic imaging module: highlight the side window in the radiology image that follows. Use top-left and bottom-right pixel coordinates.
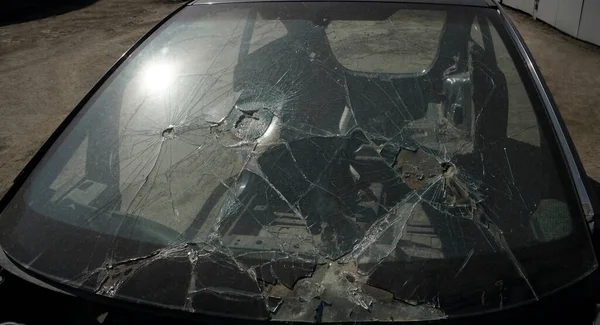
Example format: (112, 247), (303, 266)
(470, 16), (485, 49)
(47, 136), (88, 203)
(487, 17), (541, 146)
(247, 16), (287, 55)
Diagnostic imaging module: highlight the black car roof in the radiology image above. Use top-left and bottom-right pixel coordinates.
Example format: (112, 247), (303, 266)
(190, 0), (497, 8)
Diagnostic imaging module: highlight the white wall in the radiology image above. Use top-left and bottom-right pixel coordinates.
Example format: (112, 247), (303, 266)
(556, 0), (583, 37)
(501, 0), (600, 46)
(536, 0), (559, 26)
(502, 0), (536, 14)
(578, 0), (600, 46)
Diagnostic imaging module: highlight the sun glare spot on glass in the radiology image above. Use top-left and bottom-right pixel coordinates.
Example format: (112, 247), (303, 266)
(142, 61), (175, 91)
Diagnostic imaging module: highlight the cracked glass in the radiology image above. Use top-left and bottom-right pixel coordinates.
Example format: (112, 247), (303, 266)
(0, 2), (596, 323)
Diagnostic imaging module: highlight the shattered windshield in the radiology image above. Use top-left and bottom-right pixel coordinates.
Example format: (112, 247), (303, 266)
(0, 2), (596, 322)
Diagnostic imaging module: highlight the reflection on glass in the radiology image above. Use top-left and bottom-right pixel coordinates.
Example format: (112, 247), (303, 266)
(142, 61), (175, 91)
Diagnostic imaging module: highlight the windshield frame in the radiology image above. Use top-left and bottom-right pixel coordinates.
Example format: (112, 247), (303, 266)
(0, 1), (596, 322)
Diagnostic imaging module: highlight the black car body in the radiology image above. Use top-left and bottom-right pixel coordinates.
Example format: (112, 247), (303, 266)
(1, 0), (599, 324)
